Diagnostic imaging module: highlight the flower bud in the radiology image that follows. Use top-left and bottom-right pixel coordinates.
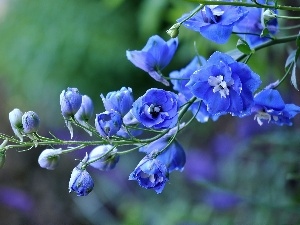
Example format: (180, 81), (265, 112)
(101, 87), (134, 117)
(38, 148), (62, 170)
(69, 167), (94, 196)
(75, 95), (94, 122)
(60, 87), (82, 118)
(22, 111), (40, 134)
(166, 23), (180, 38)
(95, 110), (122, 138)
(88, 145), (119, 171)
(9, 108), (24, 141)
(263, 9), (276, 23)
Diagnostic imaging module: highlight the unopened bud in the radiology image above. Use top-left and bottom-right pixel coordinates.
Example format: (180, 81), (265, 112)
(263, 9), (276, 23)
(88, 145), (119, 171)
(22, 111), (40, 134)
(38, 148), (62, 170)
(166, 23), (180, 38)
(9, 108), (24, 141)
(60, 87), (82, 118)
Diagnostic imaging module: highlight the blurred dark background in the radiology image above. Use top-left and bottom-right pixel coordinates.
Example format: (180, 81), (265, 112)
(0, 0), (300, 224)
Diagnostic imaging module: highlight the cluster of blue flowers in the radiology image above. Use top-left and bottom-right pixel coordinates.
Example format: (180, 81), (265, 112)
(2, 0), (300, 196)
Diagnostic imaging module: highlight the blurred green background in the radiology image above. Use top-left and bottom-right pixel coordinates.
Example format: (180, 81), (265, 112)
(0, 0), (300, 224)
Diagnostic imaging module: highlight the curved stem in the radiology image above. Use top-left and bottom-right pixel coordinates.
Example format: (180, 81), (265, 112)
(185, 0), (300, 12)
(236, 34), (299, 61)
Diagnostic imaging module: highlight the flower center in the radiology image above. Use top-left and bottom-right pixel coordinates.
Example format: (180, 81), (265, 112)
(148, 104), (162, 118)
(208, 75), (234, 98)
(254, 109), (279, 126)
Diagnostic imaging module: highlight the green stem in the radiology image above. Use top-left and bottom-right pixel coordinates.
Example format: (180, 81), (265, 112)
(179, 4), (205, 25)
(185, 0), (300, 12)
(178, 97), (197, 121)
(272, 62), (294, 89)
(236, 34), (299, 61)
(276, 15), (300, 20)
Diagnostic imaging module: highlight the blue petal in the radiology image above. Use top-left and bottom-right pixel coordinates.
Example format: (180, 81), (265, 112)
(254, 89), (285, 110)
(148, 71), (169, 86)
(156, 140), (186, 172)
(126, 50), (156, 72)
(228, 90), (243, 115)
(207, 51), (235, 66)
(200, 24), (233, 44)
(205, 91), (230, 115)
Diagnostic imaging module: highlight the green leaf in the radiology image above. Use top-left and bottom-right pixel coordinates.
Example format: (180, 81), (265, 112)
(291, 64), (299, 91)
(236, 39), (253, 55)
(260, 28), (270, 37)
(285, 50), (296, 69)
(296, 32), (300, 48)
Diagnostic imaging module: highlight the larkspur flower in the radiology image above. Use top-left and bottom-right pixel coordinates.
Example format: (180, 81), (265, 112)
(129, 155), (169, 194)
(177, 5), (248, 44)
(69, 167), (94, 196)
(60, 88), (82, 118)
(132, 88), (179, 130)
(60, 88), (82, 138)
(233, 0), (278, 48)
(129, 126), (186, 193)
(22, 111), (40, 134)
(38, 148), (62, 170)
(170, 56), (218, 123)
(126, 35), (178, 86)
(88, 145), (119, 171)
(252, 89), (300, 126)
(69, 154), (94, 196)
(75, 95), (94, 136)
(75, 95), (94, 123)
(101, 87), (133, 116)
(186, 51), (261, 117)
(95, 110), (122, 138)
(9, 108), (24, 141)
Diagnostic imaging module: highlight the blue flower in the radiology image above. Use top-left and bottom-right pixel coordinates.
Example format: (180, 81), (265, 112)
(75, 95), (94, 122)
(88, 145), (119, 171)
(129, 155), (169, 194)
(101, 87), (134, 117)
(132, 88), (179, 130)
(252, 89), (300, 126)
(38, 148), (62, 170)
(126, 35), (178, 86)
(69, 167), (94, 196)
(233, 1), (278, 48)
(186, 51), (261, 117)
(60, 87), (82, 118)
(95, 110), (122, 138)
(178, 5), (248, 44)
(75, 95), (94, 136)
(170, 56), (219, 123)
(22, 111), (40, 134)
(129, 135), (186, 194)
(9, 108), (24, 141)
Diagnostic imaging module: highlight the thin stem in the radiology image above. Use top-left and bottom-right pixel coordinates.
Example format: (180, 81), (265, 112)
(276, 15), (300, 20)
(178, 97), (197, 121)
(272, 62), (294, 89)
(178, 4), (205, 25)
(184, 0), (300, 12)
(236, 34), (299, 61)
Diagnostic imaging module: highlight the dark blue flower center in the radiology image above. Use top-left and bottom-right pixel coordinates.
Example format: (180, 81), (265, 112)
(148, 104), (162, 118)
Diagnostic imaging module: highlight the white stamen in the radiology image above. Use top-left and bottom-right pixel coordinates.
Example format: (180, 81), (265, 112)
(254, 111), (271, 126)
(208, 75), (233, 98)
